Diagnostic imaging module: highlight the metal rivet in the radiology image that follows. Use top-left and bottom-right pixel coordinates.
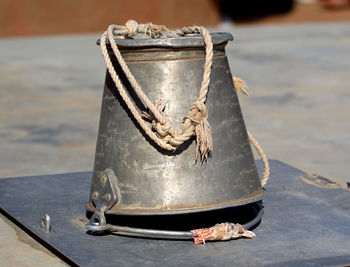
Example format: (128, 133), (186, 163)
(101, 174), (107, 185)
(104, 193), (111, 202)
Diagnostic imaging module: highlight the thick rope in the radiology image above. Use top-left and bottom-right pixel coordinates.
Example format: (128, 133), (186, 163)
(233, 77), (270, 187)
(100, 32), (172, 150)
(100, 20), (270, 182)
(248, 132), (270, 187)
(101, 20), (213, 161)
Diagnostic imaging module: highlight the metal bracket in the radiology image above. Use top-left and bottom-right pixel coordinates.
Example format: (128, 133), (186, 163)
(91, 168), (120, 210)
(87, 169), (120, 233)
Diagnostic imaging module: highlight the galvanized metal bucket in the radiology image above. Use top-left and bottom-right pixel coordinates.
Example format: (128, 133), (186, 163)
(86, 32), (265, 237)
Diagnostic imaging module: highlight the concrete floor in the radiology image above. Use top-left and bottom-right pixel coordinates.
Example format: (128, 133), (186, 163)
(0, 22), (349, 265)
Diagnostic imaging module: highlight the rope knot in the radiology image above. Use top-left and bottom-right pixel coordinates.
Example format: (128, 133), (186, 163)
(155, 119), (173, 138)
(186, 102), (212, 162)
(189, 102), (208, 123)
(142, 100), (176, 141)
(125, 20), (138, 38)
(124, 20), (171, 39)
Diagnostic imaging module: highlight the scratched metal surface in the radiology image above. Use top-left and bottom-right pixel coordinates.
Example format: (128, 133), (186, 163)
(1, 160), (350, 266)
(90, 33), (263, 215)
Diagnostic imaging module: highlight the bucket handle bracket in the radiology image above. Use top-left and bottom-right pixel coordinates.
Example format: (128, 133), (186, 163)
(88, 169), (120, 232)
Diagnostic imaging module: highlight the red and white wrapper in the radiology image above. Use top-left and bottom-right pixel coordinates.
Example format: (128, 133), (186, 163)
(191, 223), (256, 245)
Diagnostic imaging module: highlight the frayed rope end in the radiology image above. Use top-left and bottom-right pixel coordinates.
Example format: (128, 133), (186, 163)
(195, 117), (213, 162)
(233, 76), (249, 96)
(191, 223), (255, 245)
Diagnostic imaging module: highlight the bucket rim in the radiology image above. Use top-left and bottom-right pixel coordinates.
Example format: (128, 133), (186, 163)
(97, 32), (233, 48)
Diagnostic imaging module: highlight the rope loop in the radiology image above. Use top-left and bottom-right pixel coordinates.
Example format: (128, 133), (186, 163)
(233, 76), (270, 187)
(101, 20), (269, 184)
(102, 20), (213, 160)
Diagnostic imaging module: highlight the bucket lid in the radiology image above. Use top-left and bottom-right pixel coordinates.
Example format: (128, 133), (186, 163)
(97, 32), (233, 48)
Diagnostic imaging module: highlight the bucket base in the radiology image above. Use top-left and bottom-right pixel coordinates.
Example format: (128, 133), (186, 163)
(86, 188), (265, 215)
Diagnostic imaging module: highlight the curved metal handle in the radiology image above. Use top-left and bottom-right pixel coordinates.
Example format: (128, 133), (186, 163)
(86, 204), (263, 239)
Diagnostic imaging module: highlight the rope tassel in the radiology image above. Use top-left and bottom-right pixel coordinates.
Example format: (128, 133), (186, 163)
(195, 117), (213, 162)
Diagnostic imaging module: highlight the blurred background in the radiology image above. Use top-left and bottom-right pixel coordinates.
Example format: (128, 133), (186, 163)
(0, 0), (349, 37)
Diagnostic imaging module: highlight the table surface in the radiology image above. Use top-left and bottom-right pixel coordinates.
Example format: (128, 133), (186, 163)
(1, 160), (350, 266)
(0, 22), (350, 266)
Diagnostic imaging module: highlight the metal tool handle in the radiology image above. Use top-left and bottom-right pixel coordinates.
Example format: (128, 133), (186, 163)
(86, 204), (263, 239)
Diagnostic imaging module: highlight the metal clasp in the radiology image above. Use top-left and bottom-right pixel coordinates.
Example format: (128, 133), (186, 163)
(87, 169), (120, 233)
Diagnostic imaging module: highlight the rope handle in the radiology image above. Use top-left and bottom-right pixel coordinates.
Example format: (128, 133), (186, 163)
(233, 77), (270, 187)
(101, 21), (213, 161)
(100, 20), (270, 186)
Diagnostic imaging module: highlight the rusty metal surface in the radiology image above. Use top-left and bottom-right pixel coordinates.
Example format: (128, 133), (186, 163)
(1, 160), (350, 266)
(90, 33), (264, 215)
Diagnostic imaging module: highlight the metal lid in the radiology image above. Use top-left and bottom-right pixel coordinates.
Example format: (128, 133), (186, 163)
(98, 32), (233, 48)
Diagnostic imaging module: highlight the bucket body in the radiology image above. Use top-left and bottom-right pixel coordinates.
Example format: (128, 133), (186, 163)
(89, 33), (264, 215)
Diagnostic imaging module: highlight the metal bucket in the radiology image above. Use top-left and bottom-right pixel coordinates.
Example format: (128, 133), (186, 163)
(86, 32), (265, 236)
